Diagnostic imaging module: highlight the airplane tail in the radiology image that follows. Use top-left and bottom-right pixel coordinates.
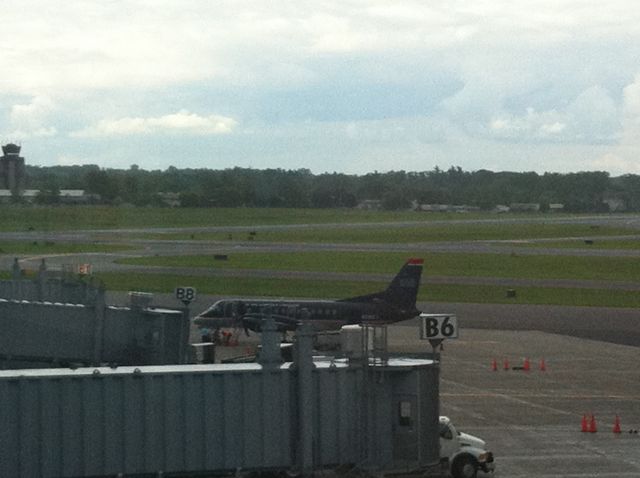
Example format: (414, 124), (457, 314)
(382, 258), (423, 310)
(341, 258), (423, 314)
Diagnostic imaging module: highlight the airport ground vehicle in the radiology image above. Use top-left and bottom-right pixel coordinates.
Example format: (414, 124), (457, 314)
(439, 416), (495, 478)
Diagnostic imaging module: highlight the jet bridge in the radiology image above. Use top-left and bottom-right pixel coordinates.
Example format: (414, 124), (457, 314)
(0, 259), (190, 368)
(0, 322), (440, 477)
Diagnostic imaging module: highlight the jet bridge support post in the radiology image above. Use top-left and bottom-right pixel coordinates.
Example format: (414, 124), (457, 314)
(257, 319), (283, 368)
(92, 284), (106, 365)
(178, 306), (191, 364)
(293, 323), (316, 476)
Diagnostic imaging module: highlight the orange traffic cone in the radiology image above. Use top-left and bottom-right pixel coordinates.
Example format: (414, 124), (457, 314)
(523, 357), (530, 372)
(613, 415), (622, 434)
(503, 358), (510, 371)
(581, 414), (588, 432)
(491, 358), (498, 371)
(589, 414), (598, 433)
(539, 358), (546, 372)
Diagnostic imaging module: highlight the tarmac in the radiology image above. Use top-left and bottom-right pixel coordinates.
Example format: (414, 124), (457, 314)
(387, 326), (640, 477)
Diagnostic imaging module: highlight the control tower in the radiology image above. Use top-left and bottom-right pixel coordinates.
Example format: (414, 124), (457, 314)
(0, 143), (25, 192)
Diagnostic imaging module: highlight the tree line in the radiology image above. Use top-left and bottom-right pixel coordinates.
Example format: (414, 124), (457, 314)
(22, 164), (640, 212)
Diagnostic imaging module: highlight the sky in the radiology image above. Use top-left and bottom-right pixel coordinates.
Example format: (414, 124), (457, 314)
(1, 0), (640, 175)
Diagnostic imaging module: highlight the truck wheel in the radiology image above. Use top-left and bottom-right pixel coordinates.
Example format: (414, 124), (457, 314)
(452, 455), (478, 478)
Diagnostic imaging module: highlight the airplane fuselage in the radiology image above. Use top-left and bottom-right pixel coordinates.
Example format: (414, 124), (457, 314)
(194, 298), (413, 332)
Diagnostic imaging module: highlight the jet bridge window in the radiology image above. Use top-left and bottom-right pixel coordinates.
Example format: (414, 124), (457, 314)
(398, 401), (412, 426)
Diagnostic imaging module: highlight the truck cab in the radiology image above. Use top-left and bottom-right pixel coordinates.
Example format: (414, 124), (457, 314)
(439, 416), (495, 478)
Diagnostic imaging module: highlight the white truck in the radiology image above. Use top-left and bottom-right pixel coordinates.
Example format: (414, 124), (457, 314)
(439, 416), (495, 478)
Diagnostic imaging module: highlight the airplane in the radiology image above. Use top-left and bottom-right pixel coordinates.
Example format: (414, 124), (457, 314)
(193, 258), (423, 334)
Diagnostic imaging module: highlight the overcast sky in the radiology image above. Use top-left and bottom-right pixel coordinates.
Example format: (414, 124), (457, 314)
(2, 1), (640, 175)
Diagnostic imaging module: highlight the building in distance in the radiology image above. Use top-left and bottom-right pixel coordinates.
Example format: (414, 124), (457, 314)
(0, 144), (92, 204)
(0, 143), (25, 193)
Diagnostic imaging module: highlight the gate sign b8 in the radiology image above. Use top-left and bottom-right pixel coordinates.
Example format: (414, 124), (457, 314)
(175, 286), (197, 305)
(420, 314), (459, 340)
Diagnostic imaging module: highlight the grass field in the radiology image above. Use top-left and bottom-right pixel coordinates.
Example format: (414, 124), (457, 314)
(126, 222), (632, 243)
(117, 250), (640, 282)
(0, 205), (631, 233)
(510, 238), (640, 249)
(0, 241), (131, 254)
(0, 205), (507, 231)
(93, 271), (640, 308)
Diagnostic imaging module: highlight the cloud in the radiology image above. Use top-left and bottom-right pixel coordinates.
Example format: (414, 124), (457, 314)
(1, 96), (57, 139)
(0, 2), (221, 94)
(489, 108), (567, 140)
(1, 1), (635, 95)
(588, 74), (640, 174)
(589, 152), (640, 174)
(623, 74), (640, 128)
(5, 127), (57, 139)
(56, 154), (87, 166)
(565, 86), (620, 141)
(71, 110), (238, 138)
(10, 96), (54, 124)
(487, 86), (621, 144)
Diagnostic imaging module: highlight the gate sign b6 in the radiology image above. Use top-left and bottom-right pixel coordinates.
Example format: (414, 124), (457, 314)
(175, 286), (197, 305)
(419, 313), (459, 340)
